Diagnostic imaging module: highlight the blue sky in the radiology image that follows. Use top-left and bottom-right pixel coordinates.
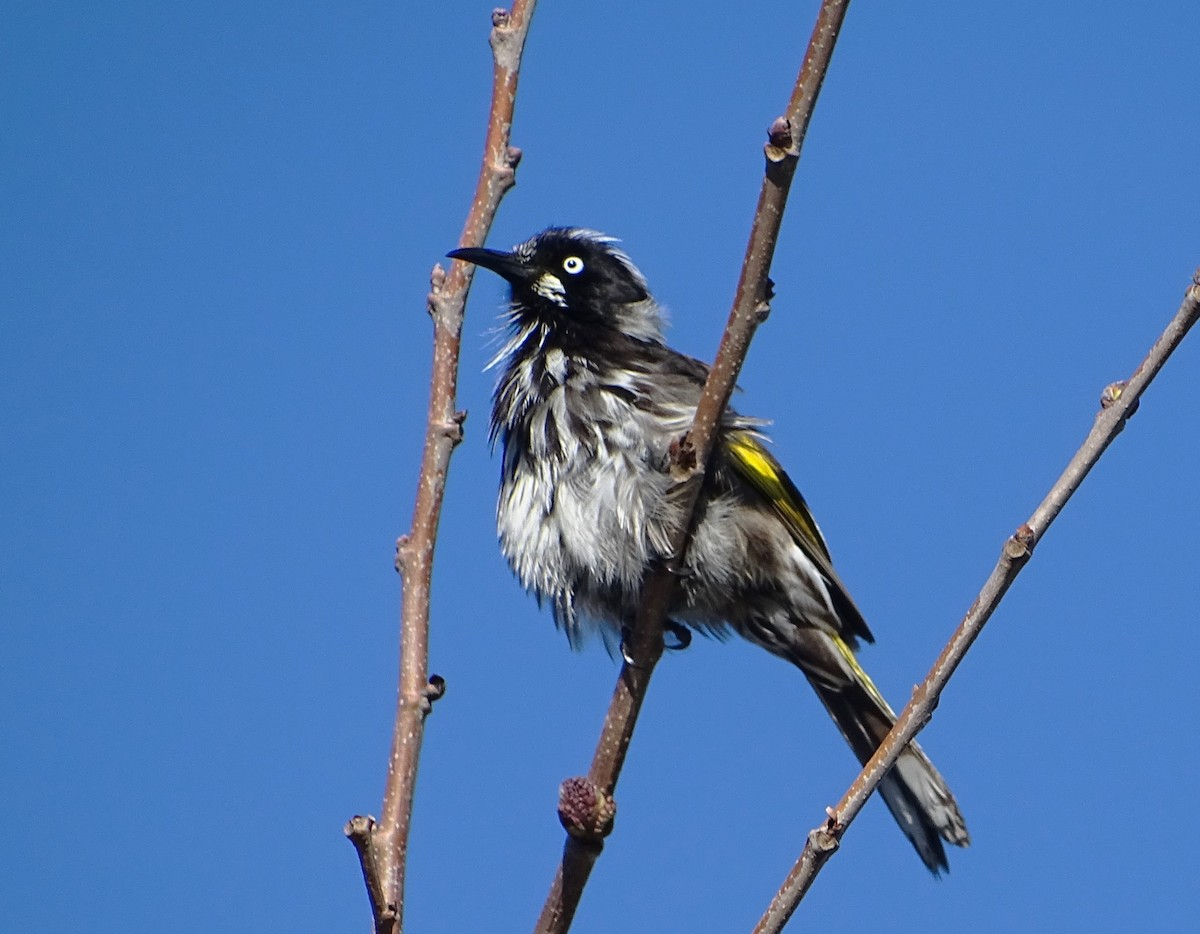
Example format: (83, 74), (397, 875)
(4, 2), (1199, 932)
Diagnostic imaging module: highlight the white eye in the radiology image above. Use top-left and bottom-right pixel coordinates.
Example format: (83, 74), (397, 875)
(562, 256), (584, 275)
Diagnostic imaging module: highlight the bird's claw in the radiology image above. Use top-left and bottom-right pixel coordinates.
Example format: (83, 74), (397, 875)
(663, 620), (692, 651)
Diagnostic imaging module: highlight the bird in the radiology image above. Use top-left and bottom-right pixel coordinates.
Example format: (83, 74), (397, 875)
(448, 227), (969, 872)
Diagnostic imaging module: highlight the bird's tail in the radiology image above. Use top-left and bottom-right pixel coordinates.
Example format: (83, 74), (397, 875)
(788, 628), (970, 873)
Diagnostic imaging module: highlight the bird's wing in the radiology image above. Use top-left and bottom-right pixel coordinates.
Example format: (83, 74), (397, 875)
(725, 430), (875, 645)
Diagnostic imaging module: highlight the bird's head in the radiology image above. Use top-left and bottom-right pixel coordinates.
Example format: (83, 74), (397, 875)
(448, 227), (663, 344)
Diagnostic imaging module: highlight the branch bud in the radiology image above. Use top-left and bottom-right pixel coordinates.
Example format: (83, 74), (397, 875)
(1100, 379), (1138, 418)
(765, 117), (794, 162)
(557, 777), (616, 843)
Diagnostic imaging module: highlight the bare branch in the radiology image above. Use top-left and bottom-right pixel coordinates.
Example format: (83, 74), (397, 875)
(531, 3), (852, 932)
(753, 269), (1200, 933)
(344, 4), (537, 932)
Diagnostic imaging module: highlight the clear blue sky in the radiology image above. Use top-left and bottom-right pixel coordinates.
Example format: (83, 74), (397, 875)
(4, 3), (1198, 932)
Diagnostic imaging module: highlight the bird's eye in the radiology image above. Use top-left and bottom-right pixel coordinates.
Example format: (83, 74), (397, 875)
(562, 256), (584, 275)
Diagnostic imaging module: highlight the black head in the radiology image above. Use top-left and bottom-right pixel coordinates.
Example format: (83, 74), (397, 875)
(448, 227), (662, 342)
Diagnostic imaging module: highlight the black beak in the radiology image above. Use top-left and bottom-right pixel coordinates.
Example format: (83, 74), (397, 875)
(447, 247), (532, 285)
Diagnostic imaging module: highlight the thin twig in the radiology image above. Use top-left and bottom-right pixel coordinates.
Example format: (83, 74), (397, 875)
(344, 5), (537, 933)
(531, 3), (852, 932)
(753, 269), (1200, 934)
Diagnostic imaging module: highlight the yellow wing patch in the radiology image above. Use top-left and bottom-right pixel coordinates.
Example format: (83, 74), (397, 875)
(725, 430), (874, 645)
(725, 432), (831, 561)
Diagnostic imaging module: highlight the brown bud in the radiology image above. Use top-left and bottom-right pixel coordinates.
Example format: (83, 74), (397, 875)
(557, 777), (616, 842)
